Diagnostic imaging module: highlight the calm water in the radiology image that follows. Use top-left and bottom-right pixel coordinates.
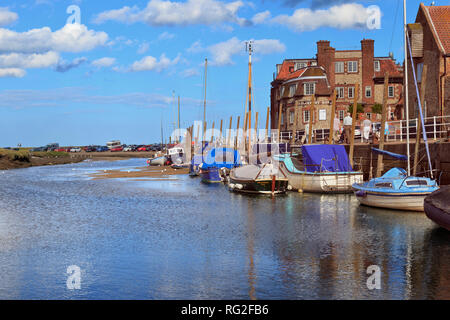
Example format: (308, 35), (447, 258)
(0, 158), (448, 300)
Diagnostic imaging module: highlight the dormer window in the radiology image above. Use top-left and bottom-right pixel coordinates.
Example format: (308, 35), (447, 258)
(289, 66), (294, 73)
(374, 60), (380, 72)
(295, 62), (307, 71)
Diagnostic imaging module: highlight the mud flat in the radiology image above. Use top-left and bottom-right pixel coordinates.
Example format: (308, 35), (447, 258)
(89, 165), (189, 180)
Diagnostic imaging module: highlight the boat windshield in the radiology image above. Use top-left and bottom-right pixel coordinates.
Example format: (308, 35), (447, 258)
(290, 157), (304, 171)
(406, 180), (428, 186)
(375, 182), (393, 188)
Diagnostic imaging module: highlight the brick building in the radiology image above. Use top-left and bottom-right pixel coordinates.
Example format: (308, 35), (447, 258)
(271, 39), (404, 135)
(407, 3), (450, 119)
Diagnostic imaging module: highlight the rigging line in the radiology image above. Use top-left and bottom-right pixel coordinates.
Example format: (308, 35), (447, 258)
(389, 0), (401, 53)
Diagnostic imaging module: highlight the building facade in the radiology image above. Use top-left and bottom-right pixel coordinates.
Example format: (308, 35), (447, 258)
(271, 39), (404, 135)
(407, 3), (450, 120)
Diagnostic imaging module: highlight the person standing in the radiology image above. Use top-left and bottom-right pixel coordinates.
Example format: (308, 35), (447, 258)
(343, 112), (353, 144)
(333, 113), (341, 143)
(362, 117), (372, 143)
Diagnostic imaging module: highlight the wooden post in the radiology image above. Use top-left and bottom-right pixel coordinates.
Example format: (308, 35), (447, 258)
(203, 121), (207, 144)
(376, 72), (390, 177)
(227, 117), (232, 147)
(308, 95), (315, 144)
(243, 112), (248, 150)
(254, 112), (259, 143)
(328, 90), (337, 145)
(219, 119), (223, 143)
(277, 105), (282, 142)
(291, 104), (298, 144)
(235, 116), (240, 149)
(413, 64), (427, 176)
(210, 121), (215, 143)
(349, 83), (359, 167)
(265, 107), (270, 142)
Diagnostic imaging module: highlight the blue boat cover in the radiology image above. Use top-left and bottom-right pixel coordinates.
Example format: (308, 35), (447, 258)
(200, 148), (241, 170)
(371, 148), (408, 160)
(301, 145), (352, 173)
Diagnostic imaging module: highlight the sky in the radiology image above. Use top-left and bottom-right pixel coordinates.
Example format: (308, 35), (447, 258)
(0, 0), (437, 147)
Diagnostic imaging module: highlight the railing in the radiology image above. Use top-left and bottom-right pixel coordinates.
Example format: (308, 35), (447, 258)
(275, 115), (450, 144)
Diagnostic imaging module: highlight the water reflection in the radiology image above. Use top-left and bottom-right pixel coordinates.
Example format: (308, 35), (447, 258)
(0, 159), (447, 299)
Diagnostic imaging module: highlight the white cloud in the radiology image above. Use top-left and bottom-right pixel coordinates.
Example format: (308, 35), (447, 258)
(94, 0), (249, 27)
(158, 31), (175, 40)
(0, 23), (108, 54)
(271, 3), (374, 32)
(129, 54), (180, 72)
(252, 10), (271, 24)
(181, 68), (199, 78)
(187, 40), (203, 53)
(0, 8), (18, 26)
(207, 37), (286, 66)
(56, 57), (88, 72)
(0, 51), (60, 69)
(137, 42), (150, 54)
(91, 57), (116, 68)
(0, 68), (25, 78)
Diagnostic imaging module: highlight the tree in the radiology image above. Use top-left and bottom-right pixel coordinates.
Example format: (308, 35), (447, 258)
(372, 103), (383, 114)
(348, 103), (364, 114)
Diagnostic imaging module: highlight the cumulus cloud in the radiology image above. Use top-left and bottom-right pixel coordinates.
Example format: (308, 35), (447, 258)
(0, 52), (60, 69)
(129, 54), (180, 72)
(0, 23), (108, 54)
(0, 68), (25, 78)
(94, 0), (249, 27)
(56, 57), (88, 73)
(0, 8), (18, 26)
(271, 3), (376, 32)
(207, 37), (286, 66)
(91, 57), (116, 68)
(252, 11), (271, 24)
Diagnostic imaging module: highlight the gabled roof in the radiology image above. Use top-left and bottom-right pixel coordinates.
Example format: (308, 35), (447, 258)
(374, 58), (403, 79)
(421, 4), (450, 55)
(275, 61), (307, 81)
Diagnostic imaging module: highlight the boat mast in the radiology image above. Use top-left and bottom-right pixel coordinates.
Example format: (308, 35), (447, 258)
(178, 95), (180, 143)
(403, 0), (411, 175)
(246, 41), (253, 158)
(203, 58), (208, 143)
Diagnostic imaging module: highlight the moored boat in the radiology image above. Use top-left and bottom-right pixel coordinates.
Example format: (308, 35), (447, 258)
(277, 145), (363, 193)
(199, 148), (241, 183)
(352, 168), (439, 212)
(424, 186), (450, 231)
(147, 155), (167, 166)
(229, 162), (288, 194)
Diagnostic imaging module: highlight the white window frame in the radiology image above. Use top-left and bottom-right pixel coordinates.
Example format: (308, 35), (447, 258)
(336, 87), (345, 99)
(365, 86), (372, 98)
(348, 87), (355, 99)
(335, 61), (344, 73)
(289, 110), (295, 124)
(348, 61), (358, 73)
(295, 62), (307, 71)
(311, 61), (317, 66)
(289, 84), (297, 97)
(388, 86), (394, 98)
(304, 82), (315, 96)
(374, 60), (380, 72)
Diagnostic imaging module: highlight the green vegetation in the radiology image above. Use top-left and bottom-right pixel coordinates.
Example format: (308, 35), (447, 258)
(0, 149), (30, 162)
(31, 151), (69, 158)
(348, 103), (365, 114)
(372, 104), (383, 114)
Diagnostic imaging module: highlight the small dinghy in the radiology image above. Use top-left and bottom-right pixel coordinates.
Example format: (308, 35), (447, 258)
(424, 186), (450, 231)
(229, 161), (288, 195)
(147, 156), (167, 166)
(199, 148), (241, 183)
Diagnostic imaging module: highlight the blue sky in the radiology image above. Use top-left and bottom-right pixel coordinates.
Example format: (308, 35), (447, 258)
(0, 0), (433, 147)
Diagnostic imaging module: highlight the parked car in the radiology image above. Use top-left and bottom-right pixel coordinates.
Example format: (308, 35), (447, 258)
(123, 146), (133, 152)
(354, 126), (361, 138)
(85, 146), (98, 152)
(54, 148), (67, 152)
(137, 146), (149, 152)
(111, 146), (123, 152)
(96, 146), (109, 152)
(70, 147), (82, 153)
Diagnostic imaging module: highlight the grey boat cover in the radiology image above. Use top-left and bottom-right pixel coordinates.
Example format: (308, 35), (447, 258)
(232, 162), (284, 180)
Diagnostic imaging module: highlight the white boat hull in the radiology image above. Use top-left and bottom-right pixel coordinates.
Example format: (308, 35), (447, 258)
(279, 163), (363, 193)
(354, 191), (430, 212)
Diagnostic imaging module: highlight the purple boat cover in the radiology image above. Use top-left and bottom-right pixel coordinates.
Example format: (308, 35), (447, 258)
(301, 145), (352, 173)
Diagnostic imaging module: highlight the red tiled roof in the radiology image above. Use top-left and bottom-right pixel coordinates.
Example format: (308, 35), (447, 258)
(275, 61), (307, 81)
(374, 59), (403, 78)
(423, 5), (450, 54)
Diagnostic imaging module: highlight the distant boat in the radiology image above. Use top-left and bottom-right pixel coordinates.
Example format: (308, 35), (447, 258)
(229, 161), (288, 195)
(199, 147), (241, 183)
(277, 145), (363, 193)
(189, 141), (210, 177)
(353, 168), (439, 212)
(147, 155), (167, 166)
(424, 187), (450, 231)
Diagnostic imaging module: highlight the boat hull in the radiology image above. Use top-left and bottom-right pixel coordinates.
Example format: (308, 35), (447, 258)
(200, 168), (222, 183)
(148, 156), (167, 166)
(424, 187), (450, 231)
(229, 177), (289, 194)
(353, 188), (432, 212)
(280, 163), (363, 193)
